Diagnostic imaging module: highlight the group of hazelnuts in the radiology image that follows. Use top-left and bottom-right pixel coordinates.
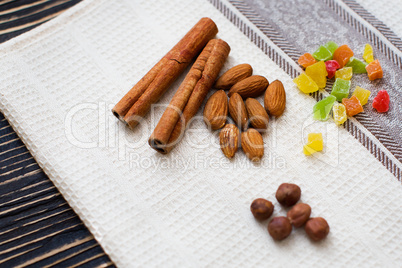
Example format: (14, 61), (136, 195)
(250, 183), (330, 241)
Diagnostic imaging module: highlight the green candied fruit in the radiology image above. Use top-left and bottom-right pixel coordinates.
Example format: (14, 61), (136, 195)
(313, 95), (337, 121)
(324, 41), (338, 55)
(331, 78), (351, 101)
(346, 57), (368, 73)
(312, 46), (332, 61)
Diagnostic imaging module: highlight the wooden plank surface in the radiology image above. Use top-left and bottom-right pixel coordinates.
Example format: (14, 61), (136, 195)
(0, 0), (115, 267)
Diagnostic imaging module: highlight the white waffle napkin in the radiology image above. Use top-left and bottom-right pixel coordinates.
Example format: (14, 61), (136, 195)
(0, 0), (401, 267)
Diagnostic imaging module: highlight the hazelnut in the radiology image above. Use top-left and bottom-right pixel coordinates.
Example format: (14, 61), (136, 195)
(287, 203), (311, 227)
(268, 216), (292, 241)
(250, 198), (274, 220)
(305, 217), (330, 241)
(275, 183), (301, 206)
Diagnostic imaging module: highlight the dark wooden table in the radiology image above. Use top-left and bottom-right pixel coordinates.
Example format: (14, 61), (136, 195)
(0, 1), (115, 267)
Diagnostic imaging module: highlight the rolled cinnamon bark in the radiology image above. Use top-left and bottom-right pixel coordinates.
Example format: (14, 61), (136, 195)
(149, 39), (230, 154)
(112, 17), (218, 126)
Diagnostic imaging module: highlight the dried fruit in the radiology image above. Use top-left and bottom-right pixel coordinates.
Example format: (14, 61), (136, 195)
(275, 183), (301, 207)
(241, 128), (264, 162)
(228, 75), (269, 98)
(264, 80), (286, 117)
(228, 93), (248, 130)
(250, 198), (274, 220)
(245, 98), (269, 130)
(268, 216), (292, 241)
(372, 90), (390, 113)
(214, 64), (253, 90)
(203, 90), (228, 130)
(305, 217), (330, 241)
(219, 124), (239, 159)
(287, 203), (311, 227)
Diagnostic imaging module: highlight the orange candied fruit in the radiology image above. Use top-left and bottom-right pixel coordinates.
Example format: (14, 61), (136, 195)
(365, 60), (383, 80)
(342, 95), (363, 116)
(298, 53), (317, 68)
(333, 44), (354, 68)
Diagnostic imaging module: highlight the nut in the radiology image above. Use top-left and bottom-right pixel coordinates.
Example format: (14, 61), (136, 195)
(305, 217), (330, 241)
(268, 216), (292, 241)
(228, 93), (248, 130)
(241, 128), (264, 162)
(219, 124), (239, 159)
(287, 203), (311, 227)
(228, 75), (269, 98)
(250, 198), (274, 220)
(245, 98), (269, 130)
(264, 79), (286, 117)
(275, 183), (301, 207)
(214, 64), (253, 90)
(204, 90), (228, 130)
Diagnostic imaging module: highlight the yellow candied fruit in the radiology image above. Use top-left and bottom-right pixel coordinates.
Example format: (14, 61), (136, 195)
(305, 61), (328, 89)
(363, 44), (374, 63)
(332, 103), (347, 125)
(352, 86), (371, 106)
(335, 67), (353, 80)
(303, 133), (324, 156)
(293, 73), (319, 93)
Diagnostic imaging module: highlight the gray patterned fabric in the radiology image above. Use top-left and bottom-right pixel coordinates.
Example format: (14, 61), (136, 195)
(211, 0), (402, 179)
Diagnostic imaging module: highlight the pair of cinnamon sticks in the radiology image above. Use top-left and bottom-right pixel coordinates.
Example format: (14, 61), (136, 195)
(112, 18), (230, 154)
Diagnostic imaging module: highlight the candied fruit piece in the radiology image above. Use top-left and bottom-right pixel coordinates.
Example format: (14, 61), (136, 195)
(332, 103), (347, 125)
(313, 95), (337, 121)
(325, 60), (340, 79)
(293, 73), (319, 93)
(298, 53), (317, 68)
(366, 60), (383, 80)
(303, 133), (324, 156)
(372, 90), (390, 113)
(333, 44), (354, 68)
(342, 96), (364, 116)
(306, 61), (328, 88)
(324, 41), (339, 54)
(312, 46), (332, 61)
(363, 44), (374, 63)
(346, 57), (367, 73)
(335, 67), (353, 80)
(331, 78), (351, 101)
(352, 86), (371, 106)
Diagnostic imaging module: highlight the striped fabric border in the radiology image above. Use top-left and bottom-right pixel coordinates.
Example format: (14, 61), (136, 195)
(324, 0), (402, 69)
(209, 0), (401, 181)
(340, 0), (402, 52)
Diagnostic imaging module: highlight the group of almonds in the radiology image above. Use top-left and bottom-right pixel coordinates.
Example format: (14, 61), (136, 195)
(251, 183), (330, 241)
(203, 64), (286, 161)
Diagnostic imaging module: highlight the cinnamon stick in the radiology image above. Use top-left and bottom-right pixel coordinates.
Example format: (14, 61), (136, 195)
(149, 39), (230, 154)
(112, 17), (218, 126)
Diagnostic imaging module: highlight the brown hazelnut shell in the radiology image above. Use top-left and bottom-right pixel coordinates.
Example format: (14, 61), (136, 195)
(268, 216), (292, 241)
(250, 198), (274, 220)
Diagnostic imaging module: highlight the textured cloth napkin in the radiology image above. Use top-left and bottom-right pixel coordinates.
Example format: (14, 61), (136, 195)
(0, 0), (401, 267)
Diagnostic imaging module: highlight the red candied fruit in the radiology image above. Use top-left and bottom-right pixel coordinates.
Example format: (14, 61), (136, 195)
(372, 90), (390, 113)
(325, 60), (340, 79)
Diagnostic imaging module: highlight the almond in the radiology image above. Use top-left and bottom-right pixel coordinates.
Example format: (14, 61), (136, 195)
(241, 128), (264, 162)
(219, 124), (240, 158)
(228, 75), (269, 98)
(245, 98), (269, 130)
(214, 64), (253, 90)
(228, 93), (248, 130)
(264, 79), (286, 117)
(204, 90), (228, 130)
